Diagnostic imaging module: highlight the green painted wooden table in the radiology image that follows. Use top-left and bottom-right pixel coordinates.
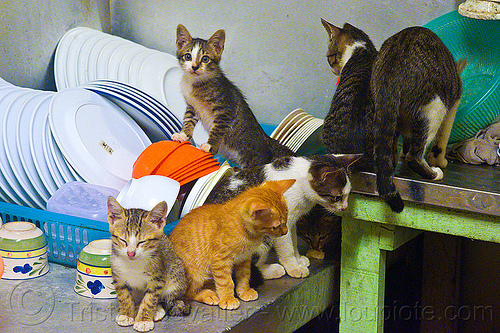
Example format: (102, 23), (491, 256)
(339, 161), (500, 333)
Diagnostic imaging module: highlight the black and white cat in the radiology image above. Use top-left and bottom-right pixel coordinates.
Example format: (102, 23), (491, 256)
(205, 153), (361, 279)
(172, 24), (294, 168)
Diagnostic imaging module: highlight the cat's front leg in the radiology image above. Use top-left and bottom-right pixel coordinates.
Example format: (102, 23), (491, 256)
(114, 280), (136, 327)
(234, 259), (258, 302)
(274, 231), (309, 278)
(172, 104), (198, 142)
(212, 261), (240, 310)
(204, 116), (231, 155)
(134, 290), (161, 332)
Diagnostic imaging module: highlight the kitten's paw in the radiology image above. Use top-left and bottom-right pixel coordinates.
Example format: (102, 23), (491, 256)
(283, 262), (309, 278)
(429, 156), (448, 169)
(171, 132), (189, 142)
(261, 263), (286, 280)
(194, 289), (219, 305)
(153, 307), (166, 322)
(116, 314), (134, 327)
(431, 167), (444, 181)
(133, 320), (154, 332)
(168, 300), (191, 316)
(306, 249), (325, 260)
(237, 288), (258, 302)
(219, 296), (240, 310)
(200, 143), (212, 153)
(297, 255), (310, 267)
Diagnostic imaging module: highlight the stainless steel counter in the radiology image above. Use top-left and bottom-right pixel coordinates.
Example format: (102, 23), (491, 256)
(351, 160), (500, 217)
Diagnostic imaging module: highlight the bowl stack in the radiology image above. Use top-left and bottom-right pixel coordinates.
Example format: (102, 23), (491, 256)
(132, 141), (221, 186)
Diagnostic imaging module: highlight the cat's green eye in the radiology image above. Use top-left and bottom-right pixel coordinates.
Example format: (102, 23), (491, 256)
(184, 53), (192, 61)
(201, 55), (210, 63)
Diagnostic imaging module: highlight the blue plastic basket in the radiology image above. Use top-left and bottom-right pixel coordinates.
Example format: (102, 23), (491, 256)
(0, 201), (180, 268)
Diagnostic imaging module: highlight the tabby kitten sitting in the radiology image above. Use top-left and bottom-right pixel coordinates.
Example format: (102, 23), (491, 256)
(171, 24), (294, 168)
(169, 179), (295, 310)
(320, 19), (465, 212)
(108, 198), (190, 332)
(205, 153), (361, 279)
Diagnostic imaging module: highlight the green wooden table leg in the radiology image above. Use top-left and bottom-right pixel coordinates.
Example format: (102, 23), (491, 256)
(339, 216), (387, 333)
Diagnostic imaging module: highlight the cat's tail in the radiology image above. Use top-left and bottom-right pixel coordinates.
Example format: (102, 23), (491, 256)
(372, 83), (404, 213)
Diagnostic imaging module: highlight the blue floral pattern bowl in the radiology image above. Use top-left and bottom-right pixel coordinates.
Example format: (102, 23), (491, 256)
(0, 221), (49, 280)
(74, 239), (115, 299)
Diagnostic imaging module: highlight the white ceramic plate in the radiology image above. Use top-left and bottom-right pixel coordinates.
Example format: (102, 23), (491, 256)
(281, 115), (314, 147)
(84, 81), (181, 133)
(270, 109), (306, 139)
(14, 92), (53, 204)
(49, 88), (152, 190)
(180, 169), (216, 218)
(76, 33), (105, 85)
(162, 66), (186, 122)
(54, 27), (90, 90)
(194, 162), (233, 209)
(42, 115), (66, 188)
(82, 84), (172, 142)
(29, 96), (59, 195)
(0, 89), (38, 207)
(65, 29), (97, 88)
(118, 48), (149, 83)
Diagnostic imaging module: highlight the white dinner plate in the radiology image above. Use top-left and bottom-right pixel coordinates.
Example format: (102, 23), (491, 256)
(30, 96), (59, 195)
(54, 27), (89, 90)
(82, 84), (172, 142)
(0, 89), (39, 207)
(84, 81), (181, 133)
(15, 91), (53, 204)
(42, 115), (66, 188)
(49, 88), (152, 190)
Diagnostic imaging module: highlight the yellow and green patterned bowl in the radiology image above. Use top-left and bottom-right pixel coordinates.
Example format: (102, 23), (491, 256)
(74, 239), (115, 299)
(0, 221), (49, 280)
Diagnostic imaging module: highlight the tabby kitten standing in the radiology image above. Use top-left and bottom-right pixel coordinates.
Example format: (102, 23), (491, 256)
(320, 19), (377, 172)
(171, 24), (294, 168)
(205, 153), (361, 280)
(169, 179), (295, 310)
(321, 20), (464, 212)
(108, 198), (190, 332)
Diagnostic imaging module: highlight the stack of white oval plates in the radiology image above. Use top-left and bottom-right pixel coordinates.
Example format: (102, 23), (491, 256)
(270, 109), (325, 155)
(54, 26), (209, 146)
(0, 78), (154, 209)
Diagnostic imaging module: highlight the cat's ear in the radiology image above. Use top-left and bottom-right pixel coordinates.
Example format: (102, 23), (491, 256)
(176, 24), (192, 50)
(207, 29), (225, 56)
(249, 201), (272, 221)
(107, 196), (124, 225)
(331, 153), (363, 170)
(264, 179), (296, 196)
(321, 18), (341, 39)
(147, 201), (168, 230)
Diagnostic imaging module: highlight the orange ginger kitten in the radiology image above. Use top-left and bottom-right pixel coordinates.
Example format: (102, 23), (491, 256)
(169, 179), (295, 310)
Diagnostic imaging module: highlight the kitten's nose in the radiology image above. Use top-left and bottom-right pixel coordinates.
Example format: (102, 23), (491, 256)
(127, 250), (136, 258)
(191, 64), (199, 72)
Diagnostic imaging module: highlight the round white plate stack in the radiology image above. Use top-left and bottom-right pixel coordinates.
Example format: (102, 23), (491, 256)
(54, 27), (209, 145)
(270, 109), (325, 155)
(0, 78), (154, 209)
